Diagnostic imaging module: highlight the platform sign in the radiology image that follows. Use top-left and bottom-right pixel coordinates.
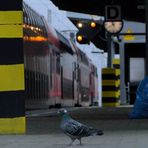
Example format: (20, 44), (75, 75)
(105, 5), (121, 21)
(123, 28), (136, 41)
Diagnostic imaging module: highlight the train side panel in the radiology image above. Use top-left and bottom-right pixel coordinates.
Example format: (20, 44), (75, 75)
(23, 2), (61, 109)
(23, 2), (98, 109)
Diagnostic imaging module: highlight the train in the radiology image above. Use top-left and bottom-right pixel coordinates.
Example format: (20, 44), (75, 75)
(23, 2), (98, 109)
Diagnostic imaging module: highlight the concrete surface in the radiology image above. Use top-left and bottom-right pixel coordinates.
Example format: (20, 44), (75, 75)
(1, 106), (148, 148)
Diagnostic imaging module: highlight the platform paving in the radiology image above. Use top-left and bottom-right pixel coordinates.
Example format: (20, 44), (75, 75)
(1, 106), (148, 148)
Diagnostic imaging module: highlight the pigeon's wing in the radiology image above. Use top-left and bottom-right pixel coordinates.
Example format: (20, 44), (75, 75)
(62, 119), (91, 137)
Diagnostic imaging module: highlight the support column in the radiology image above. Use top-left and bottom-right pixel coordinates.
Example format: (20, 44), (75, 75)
(107, 33), (114, 67)
(102, 68), (120, 107)
(119, 41), (127, 104)
(0, 0), (25, 134)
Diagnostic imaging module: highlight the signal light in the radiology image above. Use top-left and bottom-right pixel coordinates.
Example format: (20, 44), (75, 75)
(77, 22), (83, 28)
(90, 21), (96, 28)
(77, 35), (83, 42)
(76, 34), (89, 44)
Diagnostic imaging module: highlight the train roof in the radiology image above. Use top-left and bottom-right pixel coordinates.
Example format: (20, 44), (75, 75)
(23, 2), (59, 47)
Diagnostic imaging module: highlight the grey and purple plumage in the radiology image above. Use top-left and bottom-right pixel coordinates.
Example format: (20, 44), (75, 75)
(58, 109), (104, 146)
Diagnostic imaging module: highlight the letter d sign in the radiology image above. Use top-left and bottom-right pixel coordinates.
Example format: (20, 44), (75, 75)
(105, 5), (121, 21)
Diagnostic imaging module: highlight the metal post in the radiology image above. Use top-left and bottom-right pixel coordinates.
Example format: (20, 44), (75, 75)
(119, 41), (127, 104)
(107, 33), (113, 67)
(145, 0), (148, 75)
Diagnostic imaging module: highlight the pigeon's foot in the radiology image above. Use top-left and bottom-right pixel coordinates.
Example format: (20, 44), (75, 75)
(67, 139), (75, 146)
(67, 143), (72, 147)
(77, 143), (84, 146)
(78, 138), (84, 146)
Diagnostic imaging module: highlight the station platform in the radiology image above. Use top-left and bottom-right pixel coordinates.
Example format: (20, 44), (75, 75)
(1, 106), (148, 148)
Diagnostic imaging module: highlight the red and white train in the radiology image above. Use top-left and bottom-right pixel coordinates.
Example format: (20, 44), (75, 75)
(23, 2), (98, 109)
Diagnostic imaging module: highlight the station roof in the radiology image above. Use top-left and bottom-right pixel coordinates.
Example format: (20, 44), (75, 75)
(51, 0), (145, 22)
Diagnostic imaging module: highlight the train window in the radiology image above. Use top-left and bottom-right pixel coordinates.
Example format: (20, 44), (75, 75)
(37, 17), (42, 28)
(56, 30), (74, 55)
(23, 3), (28, 24)
(95, 67), (98, 77)
(23, 3), (30, 25)
(40, 17), (48, 37)
(38, 18), (45, 36)
(33, 13), (38, 29)
(30, 11), (35, 28)
(28, 7), (34, 27)
(25, 4), (30, 25)
(79, 49), (89, 65)
(30, 10), (34, 23)
(32, 11), (40, 30)
(76, 64), (79, 81)
(50, 53), (53, 88)
(56, 53), (60, 74)
(33, 11), (39, 28)
(83, 55), (89, 65)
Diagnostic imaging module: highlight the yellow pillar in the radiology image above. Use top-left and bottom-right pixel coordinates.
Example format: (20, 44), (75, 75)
(102, 68), (120, 107)
(0, 0), (25, 134)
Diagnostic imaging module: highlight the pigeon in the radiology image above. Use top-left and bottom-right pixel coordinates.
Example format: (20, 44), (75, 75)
(58, 108), (104, 146)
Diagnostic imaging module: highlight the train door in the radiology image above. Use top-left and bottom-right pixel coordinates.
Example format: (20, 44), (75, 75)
(48, 50), (55, 106)
(55, 51), (61, 107)
(73, 62), (79, 106)
(49, 48), (61, 107)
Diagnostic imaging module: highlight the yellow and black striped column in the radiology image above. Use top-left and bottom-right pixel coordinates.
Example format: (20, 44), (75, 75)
(0, 1), (25, 134)
(113, 58), (120, 71)
(102, 68), (120, 107)
(113, 58), (120, 100)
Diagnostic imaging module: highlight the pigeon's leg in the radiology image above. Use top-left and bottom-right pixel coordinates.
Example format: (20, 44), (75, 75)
(78, 138), (83, 146)
(68, 138), (75, 146)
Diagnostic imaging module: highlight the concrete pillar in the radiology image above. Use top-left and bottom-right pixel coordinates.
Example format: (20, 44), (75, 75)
(0, 0), (25, 134)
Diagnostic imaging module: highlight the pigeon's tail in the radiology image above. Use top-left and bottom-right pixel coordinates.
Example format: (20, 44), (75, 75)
(96, 130), (104, 136)
(89, 127), (104, 136)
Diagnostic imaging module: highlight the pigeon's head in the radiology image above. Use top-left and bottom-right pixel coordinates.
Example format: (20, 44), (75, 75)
(57, 108), (68, 116)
